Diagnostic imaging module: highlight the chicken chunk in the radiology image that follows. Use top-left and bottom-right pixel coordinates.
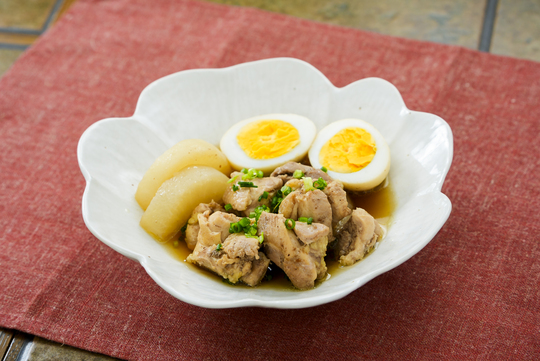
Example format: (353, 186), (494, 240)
(258, 212), (328, 289)
(184, 200), (225, 250)
(275, 165), (351, 237)
(334, 208), (383, 266)
(323, 181), (352, 233)
(187, 211), (269, 286)
(223, 172), (283, 216)
(294, 221), (330, 245)
(270, 162), (333, 184)
(279, 187), (334, 242)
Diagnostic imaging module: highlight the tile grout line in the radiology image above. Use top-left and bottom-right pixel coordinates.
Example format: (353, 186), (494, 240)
(479, 0), (499, 52)
(40, 0), (66, 33)
(0, 0), (65, 50)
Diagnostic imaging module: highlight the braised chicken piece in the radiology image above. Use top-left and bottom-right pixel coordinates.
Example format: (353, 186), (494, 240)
(187, 211), (269, 286)
(270, 162), (332, 184)
(222, 171), (283, 216)
(279, 182), (334, 241)
(274, 164), (352, 238)
(184, 200), (225, 250)
(334, 208), (383, 266)
(322, 180), (353, 234)
(257, 212), (329, 289)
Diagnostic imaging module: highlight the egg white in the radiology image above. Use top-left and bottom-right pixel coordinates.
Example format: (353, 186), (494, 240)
(308, 119), (390, 191)
(220, 113), (317, 174)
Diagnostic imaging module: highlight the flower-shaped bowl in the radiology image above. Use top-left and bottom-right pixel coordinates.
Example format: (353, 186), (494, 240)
(78, 58), (453, 309)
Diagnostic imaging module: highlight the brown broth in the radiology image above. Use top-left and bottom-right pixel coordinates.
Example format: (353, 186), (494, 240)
(162, 181), (395, 290)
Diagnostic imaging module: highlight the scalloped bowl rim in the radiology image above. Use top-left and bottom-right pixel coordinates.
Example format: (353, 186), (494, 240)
(78, 57), (453, 309)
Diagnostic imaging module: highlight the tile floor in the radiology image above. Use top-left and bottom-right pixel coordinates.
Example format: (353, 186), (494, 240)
(1, 0), (539, 78)
(0, 0), (539, 359)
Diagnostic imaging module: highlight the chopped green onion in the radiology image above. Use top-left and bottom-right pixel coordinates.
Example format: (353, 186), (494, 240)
(227, 175), (238, 183)
(239, 217), (251, 227)
(313, 177), (327, 190)
(247, 226), (257, 236)
(253, 205), (270, 221)
(181, 223), (188, 233)
(293, 169), (304, 179)
(229, 222), (242, 233)
(281, 185), (292, 197)
(241, 168), (264, 180)
(242, 168), (256, 180)
(271, 196), (282, 212)
(284, 218), (295, 230)
(249, 211), (256, 218)
(259, 232), (264, 244)
(248, 168), (258, 178)
(321, 166), (328, 173)
(258, 191), (269, 201)
(232, 184), (239, 192)
(224, 203), (233, 212)
(216, 243), (223, 251)
(239, 217), (251, 228)
(238, 181), (258, 188)
(303, 177), (314, 191)
(298, 217), (313, 225)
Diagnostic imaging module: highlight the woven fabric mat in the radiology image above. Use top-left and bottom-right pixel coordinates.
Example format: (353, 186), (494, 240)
(0, 0), (539, 360)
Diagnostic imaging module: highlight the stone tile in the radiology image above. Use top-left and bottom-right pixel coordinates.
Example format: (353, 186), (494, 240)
(0, 0), (57, 30)
(0, 32), (38, 45)
(27, 337), (119, 361)
(491, 0), (540, 62)
(207, 0), (486, 49)
(0, 48), (23, 77)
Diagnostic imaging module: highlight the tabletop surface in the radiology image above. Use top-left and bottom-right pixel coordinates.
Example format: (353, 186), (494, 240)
(0, 1), (539, 360)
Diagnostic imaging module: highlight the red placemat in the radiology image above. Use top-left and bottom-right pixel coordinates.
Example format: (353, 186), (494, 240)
(1, 0), (539, 360)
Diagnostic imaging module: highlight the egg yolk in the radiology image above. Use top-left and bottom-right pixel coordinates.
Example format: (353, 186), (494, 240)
(319, 127), (376, 173)
(237, 120), (300, 159)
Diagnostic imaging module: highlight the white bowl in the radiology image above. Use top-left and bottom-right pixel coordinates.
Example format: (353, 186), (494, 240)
(78, 58), (453, 309)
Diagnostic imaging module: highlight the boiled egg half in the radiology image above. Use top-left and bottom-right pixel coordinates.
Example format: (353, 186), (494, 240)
(308, 119), (390, 191)
(220, 114), (317, 174)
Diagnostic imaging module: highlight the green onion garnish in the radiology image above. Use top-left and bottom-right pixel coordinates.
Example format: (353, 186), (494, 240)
(281, 185), (292, 197)
(239, 217), (251, 228)
(321, 166), (328, 173)
(216, 243), (223, 251)
(284, 218), (295, 230)
(258, 191), (269, 201)
(303, 177), (314, 191)
(224, 203), (233, 212)
(313, 177), (327, 190)
(181, 223), (188, 233)
(257, 170), (264, 178)
(258, 232), (264, 244)
(238, 181), (258, 188)
(253, 205), (270, 221)
(298, 217), (314, 225)
(227, 175), (238, 183)
(241, 168), (248, 174)
(248, 168), (258, 178)
(247, 226), (257, 236)
(229, 222), (242, 233)
(232, 185), (239, 192)
(293, 169), (304, 179)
